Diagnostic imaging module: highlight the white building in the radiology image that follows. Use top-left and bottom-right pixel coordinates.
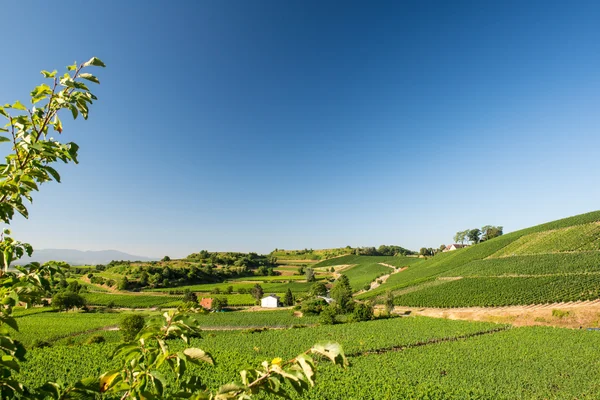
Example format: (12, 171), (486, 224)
(443, 244), (469, 252)
(261, 294), (280, 308)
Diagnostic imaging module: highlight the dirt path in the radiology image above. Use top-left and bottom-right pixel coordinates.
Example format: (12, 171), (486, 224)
(354, 264), (407, 296)
(391, 299), (600, 329)
(329, 264), (356, 279)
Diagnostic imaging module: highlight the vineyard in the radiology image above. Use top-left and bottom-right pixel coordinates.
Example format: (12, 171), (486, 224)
(443, 252), (600, 277)
(13, 311), (127, 346)
(82, 293), (183, 308)
(360, 211), (600, 302)
(13, 311), (600, 399)
(393, 274), (600, 307)
(491, 222), (600, 257)
(341, 262), (393, 292)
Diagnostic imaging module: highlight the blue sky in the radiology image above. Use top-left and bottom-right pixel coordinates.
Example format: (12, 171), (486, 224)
(1, 1), (599, 258)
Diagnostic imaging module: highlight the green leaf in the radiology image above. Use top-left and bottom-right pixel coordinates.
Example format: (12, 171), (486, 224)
(0, 136), (10, 142)
(183, 348), (214, 365)
(11, 101), (27, 111)
(69, 104), (79, 120)
(0, 316), (19, 332)
(0, 107), (8, 118)
(83, 57), (106, 68)
(44, 166), (61, 182)
(41, 70), (57, 78)
(79, 73), (100, 84)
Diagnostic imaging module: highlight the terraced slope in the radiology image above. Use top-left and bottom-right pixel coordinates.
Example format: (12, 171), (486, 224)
(358, 210), (600, 306)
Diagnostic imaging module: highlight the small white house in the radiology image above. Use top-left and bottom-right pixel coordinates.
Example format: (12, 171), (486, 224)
(261, 294), (280, 308)
(443, 244), (468, 252)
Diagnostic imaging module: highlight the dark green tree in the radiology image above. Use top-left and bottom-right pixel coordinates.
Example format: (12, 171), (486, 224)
(352, 302), (374, 322)
(330, 275), (353, 312)
(284, 288), (294, 306)
(468, 228), (482, 244)
(306, 267), (315, 282)
(52, 291), (86, 311)
(118, 276), (130, 291)
(310, 282), (328, 297)
(250, 283), (264, 302)
(182, 289), (198, 304)
(212, 297), (228, 311)
(120, 314), (146, 342)
(385, 290), (395, 314)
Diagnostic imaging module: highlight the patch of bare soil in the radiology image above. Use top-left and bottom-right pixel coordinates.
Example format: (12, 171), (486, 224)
(392, 300), (600, 329)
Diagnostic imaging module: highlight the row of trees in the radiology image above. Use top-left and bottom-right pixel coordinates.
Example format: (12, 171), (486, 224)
(355, 245), (415, 256)
(454, 225), (503, 245)
(185, 250), (277, 269)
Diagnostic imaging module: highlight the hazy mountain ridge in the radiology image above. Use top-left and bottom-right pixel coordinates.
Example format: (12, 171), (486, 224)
(16, 249), (155, 266)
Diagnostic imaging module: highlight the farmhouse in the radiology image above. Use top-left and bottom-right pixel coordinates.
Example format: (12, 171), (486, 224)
(261, 294), (280, 308)
(444, 244), (469, 252)
(199, 297), (213, 310)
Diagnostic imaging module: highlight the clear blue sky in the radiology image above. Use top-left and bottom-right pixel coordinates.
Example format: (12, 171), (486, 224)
(1, 1), (599, 258)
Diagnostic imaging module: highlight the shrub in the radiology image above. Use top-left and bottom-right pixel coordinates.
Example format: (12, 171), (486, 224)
(32, 339), (52, 349)
(319, 305), (338, 325)
(552, 309), (573, 319)
(182, 289), (198, 304)
(301, 298), (328, 316)
(85, 334), (106, 344)
(352, 302), (374, 322)
(120, 314), (146, 342)
(213, 297), (228, 311)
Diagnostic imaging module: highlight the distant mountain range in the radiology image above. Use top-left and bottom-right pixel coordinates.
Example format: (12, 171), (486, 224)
(16, 249), (155, 266)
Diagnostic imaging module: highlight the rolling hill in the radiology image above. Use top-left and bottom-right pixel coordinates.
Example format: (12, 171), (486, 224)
(317, 211), (600, 307)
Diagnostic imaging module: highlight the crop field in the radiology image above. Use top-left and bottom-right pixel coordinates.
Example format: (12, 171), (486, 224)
(443, 252), (600, 277)
(16, 316), (503, 390)
(227, 275), (310, 282)
(313, 255), (392, 268)
(16, 313), (600, 399)
(299, 326), (600, 399)
(393, 274), (600, 307)
(193, 310), (320, 327)
(82, 292), (182, 308)
(12, 311), (126, 346)
(148, 281), (313, 294)
(342, 262), (393, 292)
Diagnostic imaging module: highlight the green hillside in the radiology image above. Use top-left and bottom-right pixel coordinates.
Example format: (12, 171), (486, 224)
(356, 211), (600, 306)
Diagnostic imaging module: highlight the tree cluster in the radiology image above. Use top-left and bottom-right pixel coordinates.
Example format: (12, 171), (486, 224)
(454, 225), (503, 245)
(354, 245), (415, 256)
(185, 251), (277, 270)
